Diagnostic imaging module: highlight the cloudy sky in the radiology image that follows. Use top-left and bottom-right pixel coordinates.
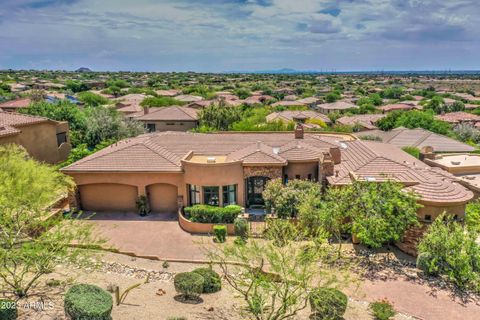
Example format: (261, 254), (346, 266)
(0, 0), (479, 72)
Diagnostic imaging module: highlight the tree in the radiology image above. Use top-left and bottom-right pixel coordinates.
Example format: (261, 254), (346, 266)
(198, 101), (241, 131)
(140, 96), (184, 108)
(424, 96), (445, 114)
(207, 223), (347, 320)
(376, 110), (451, 135)
(0, 145), (95, 297)
(417, 214), (480, 292)
(325, 91), (341, 103)
(381, 87), (404, 99)
(77, 91), (109, 107)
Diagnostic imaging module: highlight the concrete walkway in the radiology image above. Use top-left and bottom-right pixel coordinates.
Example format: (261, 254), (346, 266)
(86, 211), (210, 261)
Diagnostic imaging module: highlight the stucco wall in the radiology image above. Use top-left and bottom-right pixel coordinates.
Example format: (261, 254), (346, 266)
(418, 202), (466, 221)
(284, 162), (318, 181)
(143, 120), (198, 132)
(0, 122), (70, 163)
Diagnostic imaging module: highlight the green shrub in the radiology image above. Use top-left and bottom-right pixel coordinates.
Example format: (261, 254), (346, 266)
(184, 204), (241, 223)
(309, 287), (347, 320)
(370, 299), (396, 320)
(234, 217), (249, 239)
(64, 284), (113, 320)
(213, 225), (227, 243)
(174, 272), (204, 299)
(416, 252), (434, 274)
(401, 146), (420, 159)
(193, 268), (222, 293)
(0, 299), (17, 320)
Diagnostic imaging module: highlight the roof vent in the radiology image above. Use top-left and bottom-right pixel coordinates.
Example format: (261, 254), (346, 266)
(207, 157), (216, 164)
(365, 176), (376, 182)
(340, 142), (348, 149)
(272, 147), (280, 154)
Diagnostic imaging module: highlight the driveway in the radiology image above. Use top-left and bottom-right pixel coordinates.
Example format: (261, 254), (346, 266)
(85, 211), (210, 261)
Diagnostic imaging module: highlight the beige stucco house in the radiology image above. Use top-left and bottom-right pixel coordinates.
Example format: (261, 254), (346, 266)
(62, 126), (473, 222)
(0, 111), (71, 163)
(128, 106), (199, 132)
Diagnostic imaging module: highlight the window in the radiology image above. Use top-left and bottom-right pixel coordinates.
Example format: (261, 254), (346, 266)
(222, 185), (237, 206)
(56, 132), (67, 146)
(295, 174), (301, 179)
(146, 123), (156, 132)
(188, 184), (200, 206)
(203, 186), (219, 206)
(307, 174), (312, 181)
(424, 215), (432, 222)
(166, 122), (175, 126)
(284, 174), (289, 183)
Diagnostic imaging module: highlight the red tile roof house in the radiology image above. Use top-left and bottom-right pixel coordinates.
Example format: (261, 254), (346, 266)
(113, 94), (147, 116)
(128, 106), (199, 132)
(266, 110), (331, 128)
(0, 98), (32, 112)
(435, 111), (480, 125)
(378, 103), (419, 113)
(0, 111), (71, 163)
(62, 127), (473, 254)
(336, 114), (386, 131)
(316, 101), (358, 114)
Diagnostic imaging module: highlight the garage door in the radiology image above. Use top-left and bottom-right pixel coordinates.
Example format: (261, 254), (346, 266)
(79, 183), (138, 212)
(147, 184), (178, 213)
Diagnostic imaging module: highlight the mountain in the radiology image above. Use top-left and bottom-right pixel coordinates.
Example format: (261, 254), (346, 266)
(75, 67), (92, 72)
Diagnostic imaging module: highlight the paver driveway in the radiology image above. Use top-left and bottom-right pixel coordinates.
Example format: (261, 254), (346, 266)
(86, 211), (209, 261)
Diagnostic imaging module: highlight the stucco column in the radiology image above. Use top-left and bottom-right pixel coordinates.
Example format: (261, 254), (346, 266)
(138, 185), (147, 197)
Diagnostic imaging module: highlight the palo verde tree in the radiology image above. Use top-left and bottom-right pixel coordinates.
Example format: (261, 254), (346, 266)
(0, 145), (96, 297)
(207, 220), (350, 320)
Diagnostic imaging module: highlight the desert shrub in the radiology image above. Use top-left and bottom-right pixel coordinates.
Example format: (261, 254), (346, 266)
(64, 284), (113, 320)
(416, 252), (433, 274)
(184, 205), (241, 223)
(264, 219), (298, 247)
(309, 287), (347, 320)
(0, 299), (17, 320)
(370, 299), (396, 320)
(359, 134), (382, 142)
(193, 268), (222, 293)
(213, 225), (227, 243)
(401, 146), (420, 159)
(174, 272), (204, 299)
(234, 217), (249, 239)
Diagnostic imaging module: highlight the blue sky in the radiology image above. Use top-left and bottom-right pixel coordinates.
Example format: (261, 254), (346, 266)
(0, 0), (479, 72)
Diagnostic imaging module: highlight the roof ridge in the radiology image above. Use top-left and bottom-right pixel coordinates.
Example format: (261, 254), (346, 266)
(413, 130), (433, 147)
(142, 140), (181, 166)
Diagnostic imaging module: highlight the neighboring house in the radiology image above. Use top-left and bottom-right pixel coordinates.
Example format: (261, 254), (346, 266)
(0, 98), (32, 112)
(128, 106), (199, 132)
(336, 114), (386, 131)
(114, 94), (146, 115)
(355, 127), (475, 153)
(316, 101), (358, 114)
(266, 110), (331, 128)
(187, 100), (214, 109)
(243, 95), (274, 105)
(378, 103), (418, 113)
(296, 97), (320, 107)
(271, 100), (307, 107)
(0, 111), (71, 163)
(435, 111), (480, 125)
(156, 89), (181, 97)
(175, 94), (204, 103)
(62, 128), (472, 226)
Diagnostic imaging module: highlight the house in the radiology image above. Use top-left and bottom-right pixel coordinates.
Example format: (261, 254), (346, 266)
(113, 94), (146, 115)
(62, 128), (472, 224)
(128, 106), (199, 132)
(187, 100), (214, 109)
(336, 114), (386, 131)
(266, 110), (331, 128)
(0, 111), (71, 163)
(156, 89), (181, 97)
(435, 111), (480, 125)
(316, 101), (358, 114)
(175, 94), (203, 103)
(0, 98), (32, 112)
(243, 95), (274, 105)
(271, 100), (307, 108)
(378, 103), (418, 113)
(355, 127), (475, 153)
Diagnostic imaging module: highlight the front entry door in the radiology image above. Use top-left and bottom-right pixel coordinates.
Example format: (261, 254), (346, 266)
(246, 176), (269, 208)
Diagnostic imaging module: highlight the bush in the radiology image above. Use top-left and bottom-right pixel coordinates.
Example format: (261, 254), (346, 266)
(0, 299), (17, 320)
(174, 272), (204, 299)
(193, 268), (222, 293)
(401, 146), (420, 159)
(64, 284), (113, 320)
(309, 287), (347, 320)
(370, 299), (396, 320)
(234, 217), (249, 239)
(184, 205), (242, 223)
(213, 225), (227, 243)
(416, 252), (433, 274)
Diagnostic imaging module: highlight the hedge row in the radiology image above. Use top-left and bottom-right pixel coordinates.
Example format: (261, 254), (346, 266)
(184, 205), (241, 224)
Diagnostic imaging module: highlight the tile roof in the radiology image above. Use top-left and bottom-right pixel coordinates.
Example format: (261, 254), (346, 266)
(355, 127), (475, 153)
(378, 103), (418, 112)
(0, 111), (49, 137)
(130, 106), (199, 121)
(0, 98), (32, 109)
(316, 101), (358, 111)
(435, 111), (480, 124)
(336, 114), (386, 130)
(266, 110), (331, 127)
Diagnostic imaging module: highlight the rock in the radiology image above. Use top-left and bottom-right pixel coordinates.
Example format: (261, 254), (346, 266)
(207, 307), (214, 312)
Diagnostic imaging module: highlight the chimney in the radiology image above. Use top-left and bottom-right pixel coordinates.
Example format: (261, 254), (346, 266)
(143, 107), (149, 115)
(295, 123), (304, 139)
(318, 152), (335, 182)
(419, 146), (435, 161)
(329, 147), (341, 164)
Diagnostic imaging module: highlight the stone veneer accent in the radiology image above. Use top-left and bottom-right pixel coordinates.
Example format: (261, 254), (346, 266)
(243, 166), (283, 179)
(395, 223), (429, 256)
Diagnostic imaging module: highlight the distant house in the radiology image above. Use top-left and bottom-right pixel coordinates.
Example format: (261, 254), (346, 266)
(128, 106), (199, 132)
(435, 111), (480, 125)
(0, 98), (32, 112)
(243, 94), (274, 105)
(187, 100), (214, 109)
(378, 103), (418, 113)
(336, 114), (386, 131)
(316, 101), (358, 114)
(175, 94), (203, 103)
(266, 110), (331, 128)
(296, 97), (320, 106)
(113, 94), (146, 115)
(271, 100), (307, 108)
(355, 127), (475, 153)
(0, 111), (71, 163)
(156, 89), (181, 97)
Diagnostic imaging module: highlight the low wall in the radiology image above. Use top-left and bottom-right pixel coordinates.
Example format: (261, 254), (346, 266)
(178, 210), (235, 235)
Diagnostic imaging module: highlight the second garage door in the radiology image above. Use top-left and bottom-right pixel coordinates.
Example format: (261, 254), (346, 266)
(147, 183), (178, 213)
(79, 183), (138, 212)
